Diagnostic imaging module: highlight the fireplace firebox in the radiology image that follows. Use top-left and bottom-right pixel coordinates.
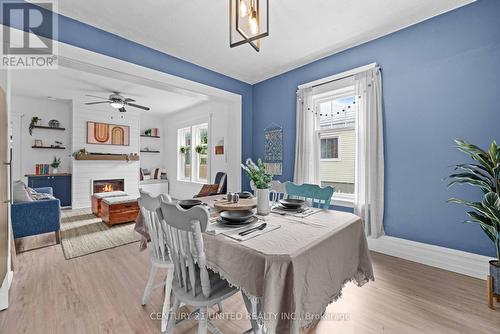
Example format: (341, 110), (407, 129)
(93, 179), (125, 194)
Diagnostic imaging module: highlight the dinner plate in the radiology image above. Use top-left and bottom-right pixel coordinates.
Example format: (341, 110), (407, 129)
(217, 216), (258, 226)
(178, 199), (202, 209)
(274, 204), (303, 212)
(279, 198), (305, 209)
(220, 210), (254, 222)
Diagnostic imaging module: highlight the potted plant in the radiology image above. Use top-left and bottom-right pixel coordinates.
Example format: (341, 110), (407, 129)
(447, 139), (500, 297)
(29, 116), (41, 135)
(241, 158), (272, 215)
(179, 146), (190, 155)
(195, 145), (207, 155)
(50, 156), (61, 174)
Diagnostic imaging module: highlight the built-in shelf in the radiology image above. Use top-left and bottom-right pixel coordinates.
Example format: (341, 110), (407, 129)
(32, 125), (66, 131)
(140, 150), (160, 153)
(25, 173), (72, 177)
(74, 153), (140, 161)
(140, 135), (161, 138)
(32, 146), (66, 150)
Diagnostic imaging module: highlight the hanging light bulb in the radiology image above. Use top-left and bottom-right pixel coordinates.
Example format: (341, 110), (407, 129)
(239, 0), (249, 17)
(249, 7), (259, 35)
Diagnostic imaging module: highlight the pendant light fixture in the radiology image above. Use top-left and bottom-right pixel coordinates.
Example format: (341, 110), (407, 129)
(229, 0), (269, 52)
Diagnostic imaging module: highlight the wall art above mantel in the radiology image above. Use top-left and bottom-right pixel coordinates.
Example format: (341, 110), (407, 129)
(87, 121), (130, 146)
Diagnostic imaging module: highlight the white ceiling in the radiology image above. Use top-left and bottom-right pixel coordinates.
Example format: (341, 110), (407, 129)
(10, 66), (207, 115)
(54, 0), (474, 84)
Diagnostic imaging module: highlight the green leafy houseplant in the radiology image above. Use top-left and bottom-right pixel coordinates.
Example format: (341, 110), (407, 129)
(50, 156), (61, 169)
(447, 139), (500, 263)
(241, 158), (272, 189)
(179, 146), (190, 154)
(29, 116), (41, 135)
(195, 145), (207, 155)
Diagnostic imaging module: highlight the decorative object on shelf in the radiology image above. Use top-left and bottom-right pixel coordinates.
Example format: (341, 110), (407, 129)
(72, 148), (88, 158)
(34, 139), (43, 147)
(53, 140), (63, 148)
(264, 124), (283, 176)
(74, 151), (139, 161)
(29, 116), (41, 135)
(446, 139), (500, 308)
(48, 119), (60, 128)
(229, 0), (269, 52)
(50, 156), (61, 173)
(35, 163), (50, 175)
(87, 121), (130, 146)
(179, 146), (190, 155)
(215, 137), (225, 155)
(195, 144), (207, 155)
(144, 128), (152, 136)
(241, 158), (272, 215)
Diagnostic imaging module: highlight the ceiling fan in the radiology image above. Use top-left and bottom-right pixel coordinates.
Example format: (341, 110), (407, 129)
(85, 92), (150, 112)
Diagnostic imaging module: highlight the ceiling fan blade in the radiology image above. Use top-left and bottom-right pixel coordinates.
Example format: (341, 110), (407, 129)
(124, 98), (136, 102)
(85, 94), (110, 100)
(126, 102), (150, 111)
(118, 107), (127, 113)
(85, 101), (110, 105)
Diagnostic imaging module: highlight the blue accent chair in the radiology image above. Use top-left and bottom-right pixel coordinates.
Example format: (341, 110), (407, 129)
(11, 187), (61, 243)
(284, 182), (334, 209)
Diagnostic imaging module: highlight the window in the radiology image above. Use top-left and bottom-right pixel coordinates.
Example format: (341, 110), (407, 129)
(314, 87), (356, 200)
(177, 123), (209, 183)
(320, 137), (339, 160)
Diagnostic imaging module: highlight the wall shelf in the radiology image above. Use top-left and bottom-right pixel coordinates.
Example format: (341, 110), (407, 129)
(32, 125), (66, 131)
(140, 135), (160, 138)
(140, 150), (160, 153)
(32, 146), (66, 149)
(74, 153), (140, 161)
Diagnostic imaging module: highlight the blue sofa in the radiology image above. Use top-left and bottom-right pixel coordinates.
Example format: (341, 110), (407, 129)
(11, 187), (61, 243)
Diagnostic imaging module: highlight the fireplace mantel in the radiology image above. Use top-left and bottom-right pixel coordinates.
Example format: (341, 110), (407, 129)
(74, 153), (139, 161)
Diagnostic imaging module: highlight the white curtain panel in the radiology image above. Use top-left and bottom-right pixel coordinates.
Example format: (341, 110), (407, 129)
(354, 68), (385, 238)
(293, 87), (320, 184)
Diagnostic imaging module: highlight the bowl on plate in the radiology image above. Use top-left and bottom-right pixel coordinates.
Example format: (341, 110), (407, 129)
(238, 191), (253, 199)
(178, 199), (202, 209)
(279, 198), (305, 209)
(220, 210), (254, 222)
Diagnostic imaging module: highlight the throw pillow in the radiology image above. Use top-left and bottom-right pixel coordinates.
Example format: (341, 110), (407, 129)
(12, 180), (33, 203)
(197, 184), (220, 197)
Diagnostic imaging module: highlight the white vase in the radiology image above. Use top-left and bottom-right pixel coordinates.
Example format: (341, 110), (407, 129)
(52, 168), (58, 174)
(256, 188), (270, 215)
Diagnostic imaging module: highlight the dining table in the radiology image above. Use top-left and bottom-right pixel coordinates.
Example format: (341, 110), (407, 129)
(135, 194), (374, 334)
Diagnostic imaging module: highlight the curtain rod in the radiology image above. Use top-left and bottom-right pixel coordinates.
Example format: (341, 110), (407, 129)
(297, 63), (378, 90)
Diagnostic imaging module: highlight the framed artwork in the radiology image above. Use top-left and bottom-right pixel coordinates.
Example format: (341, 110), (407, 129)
(264, 125), (283, 175)
(87, 121), (130, 146)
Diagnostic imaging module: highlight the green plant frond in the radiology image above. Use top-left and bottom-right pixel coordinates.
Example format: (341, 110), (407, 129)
(447, 178), (492, 193)
(466, 211), (496, 227)
(448, 172), (494, 186)
(489, 141), (498, 163)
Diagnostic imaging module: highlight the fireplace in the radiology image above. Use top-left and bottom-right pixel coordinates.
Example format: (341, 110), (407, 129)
(93, 178), (124, 194)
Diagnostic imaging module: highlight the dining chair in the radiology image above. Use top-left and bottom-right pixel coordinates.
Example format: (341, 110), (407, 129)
(284, 182), (334, 209)
(138, 190), (175, 333)
(269, 180), (286, 204)
(160, 201), (240, 334)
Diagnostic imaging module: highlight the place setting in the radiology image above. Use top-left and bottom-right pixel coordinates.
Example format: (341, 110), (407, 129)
(271, 198), (322, 218)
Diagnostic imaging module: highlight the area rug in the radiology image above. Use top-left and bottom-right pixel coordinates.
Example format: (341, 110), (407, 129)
(60, 209), (140, 259)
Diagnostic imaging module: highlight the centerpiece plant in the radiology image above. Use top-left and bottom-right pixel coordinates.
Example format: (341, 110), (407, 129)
(241, 158), (272, 214)
(447, 139), (500, 295)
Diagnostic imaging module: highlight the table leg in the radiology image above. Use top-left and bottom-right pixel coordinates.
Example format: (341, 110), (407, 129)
(242, 291), (263, 334)
(487, 275), (494, 310)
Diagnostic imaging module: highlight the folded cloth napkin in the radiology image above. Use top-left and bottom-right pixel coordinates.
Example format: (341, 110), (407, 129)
(270, 206), (323, 218)
(222, 223), (280, 241)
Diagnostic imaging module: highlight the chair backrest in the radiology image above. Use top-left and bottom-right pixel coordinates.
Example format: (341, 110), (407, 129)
(214, 172), (227, 194)
(270, 180), (286, 203)
(138, 190), (171, 262)
(160, 201), (212, 298)
(284, 182), (334, 209)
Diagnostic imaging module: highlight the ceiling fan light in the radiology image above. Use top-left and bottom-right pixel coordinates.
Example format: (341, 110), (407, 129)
(110, 101), (124, 108)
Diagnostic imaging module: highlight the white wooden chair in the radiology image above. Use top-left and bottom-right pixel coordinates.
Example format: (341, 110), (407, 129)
(159, 200), (240, 334)
(138, 190), (174, 333)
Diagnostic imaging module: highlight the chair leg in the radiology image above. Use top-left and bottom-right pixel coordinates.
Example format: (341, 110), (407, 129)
(197, 306), (208, 334)
(161, 268), (174, 333)
(217, 302), (223, 313)
(165, 299), (181, 334)
(55, 230), (61, 244)
(142, 264), (159, 306)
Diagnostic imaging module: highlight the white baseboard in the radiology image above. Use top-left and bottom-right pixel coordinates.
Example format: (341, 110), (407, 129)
(368, 236), (492, 280)
(0, 270), (13, 310)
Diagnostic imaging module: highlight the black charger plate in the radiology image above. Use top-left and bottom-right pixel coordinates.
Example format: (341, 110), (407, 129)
(220, 210), (254, 222)
(217, 216), (258, 226)
(279, 198), (305, 209)
(178, 199), (202, 209)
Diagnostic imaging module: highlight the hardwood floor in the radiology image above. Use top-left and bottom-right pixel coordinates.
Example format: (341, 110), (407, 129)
(2, 234), (500, 334)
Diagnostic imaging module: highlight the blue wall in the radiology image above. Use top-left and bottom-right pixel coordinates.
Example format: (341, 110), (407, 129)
(252, 0), (500, 257)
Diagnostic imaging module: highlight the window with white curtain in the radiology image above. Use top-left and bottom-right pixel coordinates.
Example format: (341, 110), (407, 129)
(313, 86), (356, 199)
(177, 123), (209, 183)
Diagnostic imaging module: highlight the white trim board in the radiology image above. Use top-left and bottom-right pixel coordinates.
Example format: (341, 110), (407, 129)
(0, 270), (13, 310)
(368, 236), (492, 280)
(298, 63), (377, 89)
